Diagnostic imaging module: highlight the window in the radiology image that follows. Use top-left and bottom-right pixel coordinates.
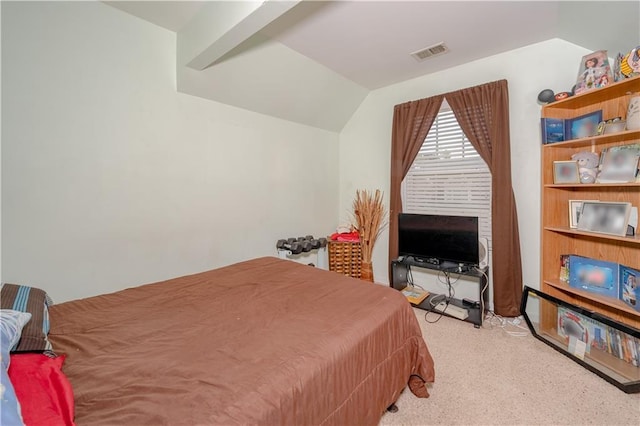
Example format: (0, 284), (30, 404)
(402, 106), (492, 247)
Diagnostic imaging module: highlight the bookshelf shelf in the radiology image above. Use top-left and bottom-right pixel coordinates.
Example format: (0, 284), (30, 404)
(544, 182), (640, 189)
(542, 75), (640, 111)
(543, 279), (640, 318)
(545, 129), (640, 148)
(539, 329), (640, 382)
(543, 226), (640, 245)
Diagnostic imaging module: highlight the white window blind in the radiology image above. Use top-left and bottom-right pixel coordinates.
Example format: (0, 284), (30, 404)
(402, 107), (492, 247)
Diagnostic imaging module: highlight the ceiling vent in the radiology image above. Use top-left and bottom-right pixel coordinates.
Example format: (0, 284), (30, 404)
(411, 43), (449, 61)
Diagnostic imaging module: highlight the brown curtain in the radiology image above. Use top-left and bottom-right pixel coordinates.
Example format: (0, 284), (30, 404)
(388, 95), (444, 278)
(445, 80), (523, 316)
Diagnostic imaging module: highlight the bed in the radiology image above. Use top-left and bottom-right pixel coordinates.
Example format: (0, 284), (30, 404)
(44, 257), (434, 425)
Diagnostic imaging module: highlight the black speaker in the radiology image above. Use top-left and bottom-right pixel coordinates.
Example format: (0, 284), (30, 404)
(391, 262), (409, 290)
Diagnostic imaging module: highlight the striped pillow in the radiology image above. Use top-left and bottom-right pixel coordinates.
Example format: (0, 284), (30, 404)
(0, 284), (53, 353)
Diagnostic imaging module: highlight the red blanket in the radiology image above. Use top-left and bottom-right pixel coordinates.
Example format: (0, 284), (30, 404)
(9, 353), (75, 426)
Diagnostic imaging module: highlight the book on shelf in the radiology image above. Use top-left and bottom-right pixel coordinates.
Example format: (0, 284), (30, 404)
(558, 307), (640, 367)
(597, 143), (640, 183)
(401, 287), (430, 305)
(568, 255), (619, 299)
(540, 118), (565, 144)
(619, 265), (640, 313)
(559, 254), (570, 282)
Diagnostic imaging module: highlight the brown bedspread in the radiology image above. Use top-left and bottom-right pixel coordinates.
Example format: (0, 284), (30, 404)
(48, 257), (434, 425)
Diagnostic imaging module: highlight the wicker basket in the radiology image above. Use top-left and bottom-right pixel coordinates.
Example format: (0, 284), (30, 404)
(328, 241), (362, 278)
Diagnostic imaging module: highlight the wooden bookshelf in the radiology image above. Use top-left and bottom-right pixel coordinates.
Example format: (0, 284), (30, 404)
(540, 75), (640, 330)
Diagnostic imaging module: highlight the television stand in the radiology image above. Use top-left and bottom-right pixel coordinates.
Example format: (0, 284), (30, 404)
(391, 258), (488, 328)
(411, 256), (441, 266)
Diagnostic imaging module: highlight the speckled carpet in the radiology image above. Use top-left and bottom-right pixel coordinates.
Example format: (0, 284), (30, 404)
(380, 309), (639, 425)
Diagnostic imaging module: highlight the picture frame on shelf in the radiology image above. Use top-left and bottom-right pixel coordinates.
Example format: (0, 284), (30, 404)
(565, 110), (603, 140)
(574, 50), (613, 95)
(596, 117), (625, 136)
(553, 160), (580, 184)
(576, 201), (632, 236)
(597, 144), (640, 183)
(619, 265), (639, 312)
(601, 118), (626, 135)
(568, 200), (598, 229)
(568, 255), (619, 298)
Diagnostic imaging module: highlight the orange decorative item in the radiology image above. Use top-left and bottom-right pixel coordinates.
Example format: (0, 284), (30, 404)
(361, 261), (374, 282)
(352, 189), (387, 283)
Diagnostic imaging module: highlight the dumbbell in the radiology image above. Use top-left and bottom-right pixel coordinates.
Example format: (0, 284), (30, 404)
(276, 239), (304, 254)
(277, 239), (314, 253)
(296, 235), (315, 242)
(291, 236), (315, 251)
(297, 237), (328, 249)
(308, 239), (321, 249)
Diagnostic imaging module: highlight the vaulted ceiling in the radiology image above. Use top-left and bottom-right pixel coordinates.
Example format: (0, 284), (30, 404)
(106, 1), (640, 131)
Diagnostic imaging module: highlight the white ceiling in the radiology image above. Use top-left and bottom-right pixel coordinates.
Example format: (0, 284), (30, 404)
(106, 1), (639, 89)
(104, 1), (207, 32)
(261, 0), (561, 89)
(104, 0), (639, 130)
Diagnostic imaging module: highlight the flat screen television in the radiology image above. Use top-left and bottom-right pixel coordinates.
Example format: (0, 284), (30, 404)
(398, 213), (479, 265)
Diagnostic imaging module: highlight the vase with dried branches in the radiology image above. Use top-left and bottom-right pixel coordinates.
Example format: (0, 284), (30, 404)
(352, 189), (387, 282)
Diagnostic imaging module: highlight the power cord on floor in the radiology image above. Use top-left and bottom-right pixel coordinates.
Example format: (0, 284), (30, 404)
(474, 266), (489, 320)
(406, 265), (426, 291)
(423, 294), (448, 324)
(484, 311), (529, 337)
(423, 270), (456, 324)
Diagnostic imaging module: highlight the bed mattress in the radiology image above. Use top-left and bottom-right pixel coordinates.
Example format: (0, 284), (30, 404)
(48, 257), (434, 425)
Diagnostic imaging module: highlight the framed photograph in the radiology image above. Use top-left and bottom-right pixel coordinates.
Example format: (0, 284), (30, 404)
(576, 201), (632, 236)
(553, 160), (580, 184)
(565, 110), (603, 140)
(601, 118), (626, 135)
(597, 143), (640, 183)
(574, 50), (613, 95)
(568, 200), (598, 229)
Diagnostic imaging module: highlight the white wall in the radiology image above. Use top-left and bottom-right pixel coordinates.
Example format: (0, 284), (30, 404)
(1, 1), (339, 303)
(338, 39), (590, 304)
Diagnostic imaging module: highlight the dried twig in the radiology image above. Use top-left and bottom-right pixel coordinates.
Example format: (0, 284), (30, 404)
(352, 189), (387, 263)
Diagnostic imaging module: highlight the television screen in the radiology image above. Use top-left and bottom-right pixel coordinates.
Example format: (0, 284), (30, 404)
(398, 213), (479, 265)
